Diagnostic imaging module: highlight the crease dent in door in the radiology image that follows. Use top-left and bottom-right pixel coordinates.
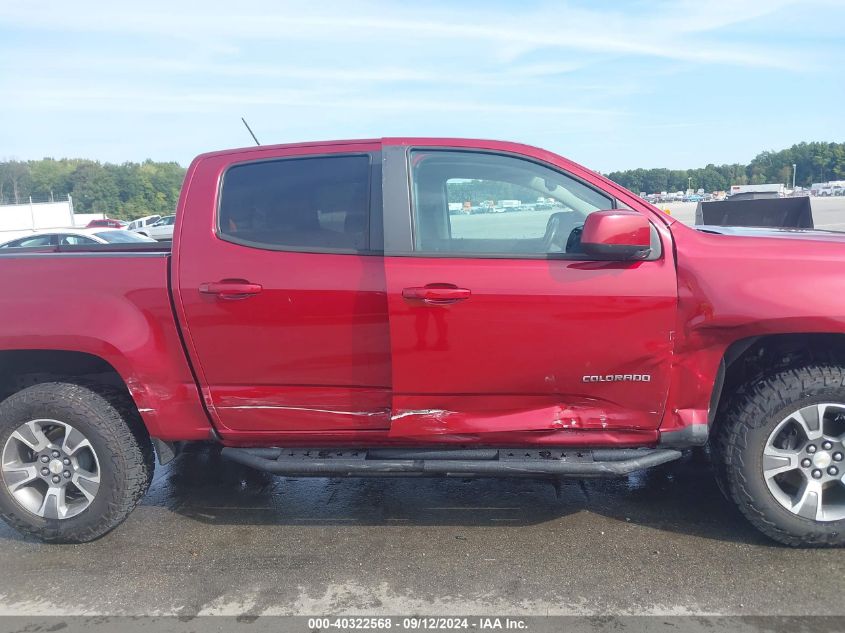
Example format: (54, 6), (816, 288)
(210, 386), (392, 431)
(388, 399), (646, 438)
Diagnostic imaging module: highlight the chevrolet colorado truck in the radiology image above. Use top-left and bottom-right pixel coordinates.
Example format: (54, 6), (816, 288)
(1, 138), (844, 546)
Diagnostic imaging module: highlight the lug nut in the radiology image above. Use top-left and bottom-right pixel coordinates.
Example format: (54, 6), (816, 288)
(62, 458), (70, 466)
(51, 475), (60, 484)
(834, 452), (843, 462)
(807, 445), (817, 454)
(822, 441), (833, 450)
(812, 469), (823, 479)
(801, 458), (812, 468)
(51, 450), (60, 458)
(40, 455), (49, 463)
(828, 466), (839, 476)
(63, 470), (71, 478)
(41, 467), (49, 476)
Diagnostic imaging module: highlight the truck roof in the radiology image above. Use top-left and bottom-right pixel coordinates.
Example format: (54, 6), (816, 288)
(193, 137), (554, 160)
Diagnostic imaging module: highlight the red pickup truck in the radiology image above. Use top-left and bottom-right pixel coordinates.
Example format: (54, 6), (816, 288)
(1, 138), (844, 546)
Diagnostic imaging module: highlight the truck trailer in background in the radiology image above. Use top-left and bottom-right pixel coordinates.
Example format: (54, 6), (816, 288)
(0, 196), (104, 241)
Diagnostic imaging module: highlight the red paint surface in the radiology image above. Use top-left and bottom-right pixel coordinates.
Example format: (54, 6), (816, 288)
(0, 255), (211, 440)
(3, 137), (845, 448)
(581, 210), (651, 247)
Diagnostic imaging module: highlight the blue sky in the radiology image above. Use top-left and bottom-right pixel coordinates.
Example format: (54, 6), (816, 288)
(1, 0), (843, 172)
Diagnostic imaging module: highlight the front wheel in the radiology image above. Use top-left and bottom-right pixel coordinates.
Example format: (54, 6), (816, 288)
(0, 383), (154, 543)
(716, 365), (845, 546)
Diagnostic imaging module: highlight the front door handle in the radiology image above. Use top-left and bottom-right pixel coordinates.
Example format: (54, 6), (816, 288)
(199, 280), (263, 300)
(402, 284), (471, 305)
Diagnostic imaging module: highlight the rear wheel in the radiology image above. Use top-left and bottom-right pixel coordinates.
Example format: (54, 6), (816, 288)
(0, 383), (153, 543)
(716, 365), (845, 546)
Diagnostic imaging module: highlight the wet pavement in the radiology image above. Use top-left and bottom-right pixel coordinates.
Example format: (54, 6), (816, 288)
(0, 444), (842, 616)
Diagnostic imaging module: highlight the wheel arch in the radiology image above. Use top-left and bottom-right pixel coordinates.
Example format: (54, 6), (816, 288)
(0, 349), (128, 397)
(0, 349), (145, 424)
(711, 333), (845, 432)
(0, 349), (185, 462)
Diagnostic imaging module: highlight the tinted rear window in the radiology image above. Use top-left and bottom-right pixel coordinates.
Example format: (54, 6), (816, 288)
(218, 155), (371, 252)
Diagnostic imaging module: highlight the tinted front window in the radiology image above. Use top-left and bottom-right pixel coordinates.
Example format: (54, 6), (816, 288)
(219, 155), (371, 252)
(410, 150), (613, 257)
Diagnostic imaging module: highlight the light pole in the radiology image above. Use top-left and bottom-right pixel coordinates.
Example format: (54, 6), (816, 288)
(688, 176), (692, 192)
(792, 163), (797, 190)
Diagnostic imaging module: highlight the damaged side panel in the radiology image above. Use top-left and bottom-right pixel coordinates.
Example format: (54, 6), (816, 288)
(210, 385), (391, 432)
(382, 247), (678, 440)
(388, 395), (658, 440)
(662, 224), (845, 434)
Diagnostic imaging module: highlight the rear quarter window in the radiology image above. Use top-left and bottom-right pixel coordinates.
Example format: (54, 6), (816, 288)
(218, 154), (372, 253)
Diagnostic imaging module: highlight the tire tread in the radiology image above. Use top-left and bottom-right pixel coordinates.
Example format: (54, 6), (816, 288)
(0, 382), (153, 543)
(715, 364), (845, 547)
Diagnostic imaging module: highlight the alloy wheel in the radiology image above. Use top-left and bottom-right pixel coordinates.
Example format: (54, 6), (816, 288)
(1, 419), (101, 519)
(763, 403), (845, 522)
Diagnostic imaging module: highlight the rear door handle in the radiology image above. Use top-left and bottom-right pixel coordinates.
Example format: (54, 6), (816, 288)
(199, 280), (263, 300)
(402, 284), (471, 305)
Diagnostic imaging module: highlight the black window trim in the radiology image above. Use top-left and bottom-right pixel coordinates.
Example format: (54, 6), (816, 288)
(402, 146), (662, 262)
(214, 151), (383, 256)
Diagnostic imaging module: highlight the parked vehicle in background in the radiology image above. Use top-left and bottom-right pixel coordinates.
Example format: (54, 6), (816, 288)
(135, 215), (176, 241)
(0, 137), (844, 548)
(0, 228), (155, 248)
(86, 218), (127, 229)
(127, 215), (162, 233)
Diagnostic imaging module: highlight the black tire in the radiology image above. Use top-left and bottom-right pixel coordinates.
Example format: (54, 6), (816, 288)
(0, 382), (154, 543)
(714, 365), (845, 547)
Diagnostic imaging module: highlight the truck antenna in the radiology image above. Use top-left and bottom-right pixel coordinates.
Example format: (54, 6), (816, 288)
(241, 117), (261, 145)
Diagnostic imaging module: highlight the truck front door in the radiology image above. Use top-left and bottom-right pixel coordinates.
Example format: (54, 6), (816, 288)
(382, 145), (677, 442)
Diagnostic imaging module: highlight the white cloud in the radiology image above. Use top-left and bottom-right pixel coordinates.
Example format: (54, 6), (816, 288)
(0, 0), (821, 70)
(0, 0), (842, 166)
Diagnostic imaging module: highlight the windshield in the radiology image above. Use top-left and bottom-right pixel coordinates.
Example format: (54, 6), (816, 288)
(93, 230), (153, 243)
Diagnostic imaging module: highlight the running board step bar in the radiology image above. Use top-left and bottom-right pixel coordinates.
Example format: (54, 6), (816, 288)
(221, 447), (682, 478)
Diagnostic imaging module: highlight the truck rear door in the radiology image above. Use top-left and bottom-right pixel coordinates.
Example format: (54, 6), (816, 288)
(173, 142), (391, 433)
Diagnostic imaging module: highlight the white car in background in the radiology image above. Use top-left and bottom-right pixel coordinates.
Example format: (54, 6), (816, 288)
(135, 214), (175, 241)
(126, 215), (162, 233)
(0, 228), (156, 248)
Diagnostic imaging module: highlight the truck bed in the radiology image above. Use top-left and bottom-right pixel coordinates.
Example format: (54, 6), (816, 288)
(0, 242), (171, 256)
(0, 247), (213, 441)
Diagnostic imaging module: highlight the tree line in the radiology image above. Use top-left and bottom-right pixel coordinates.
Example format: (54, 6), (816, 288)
(0, 158), (185, 219)
(606, 141), (845, 194)
(1, 141), (843, 217)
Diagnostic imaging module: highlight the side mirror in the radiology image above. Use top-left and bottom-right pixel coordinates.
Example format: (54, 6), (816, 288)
(581, 210), (652, 260)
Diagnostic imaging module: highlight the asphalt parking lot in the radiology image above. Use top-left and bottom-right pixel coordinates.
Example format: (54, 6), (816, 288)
(0, 443), (843, 617)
